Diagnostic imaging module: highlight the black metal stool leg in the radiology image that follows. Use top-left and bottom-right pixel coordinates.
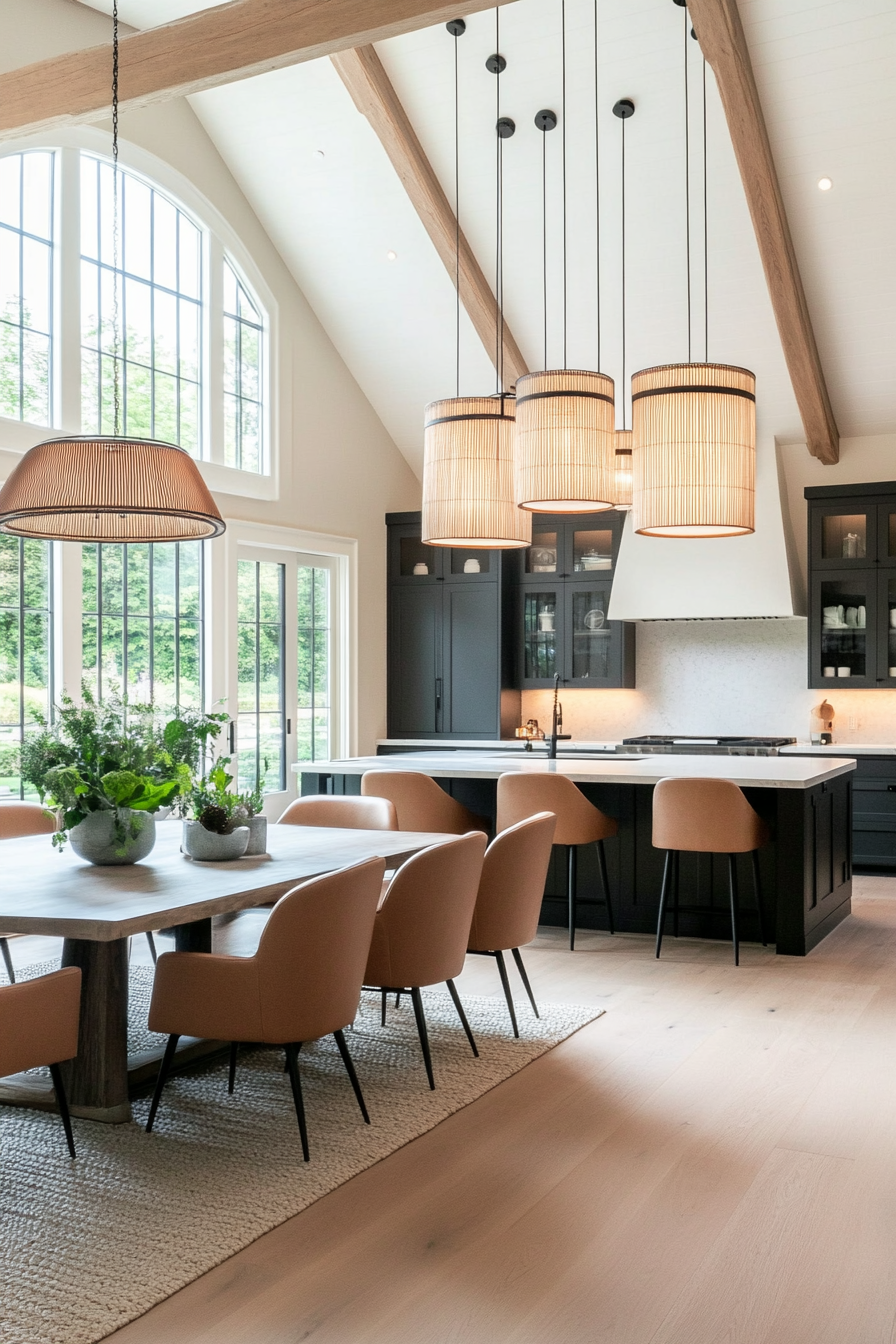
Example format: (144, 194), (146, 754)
(410, 986), (435, 1089)
(511, 946), (540, 1018)
(0, 937), (14, 983)
(446, 978), (479, 1057)
(728, 854), (741, 966)
(146, 1033), (180, 1132)
(381, 988), (388, 1026)
(656, 850), (673, 958)
(228, 1040), (238, 1094)
(48, 1063), (76, 1159)
(751, 849), (768, 946)
(494, 951), (519, 1037)
(284, 1042), (310, 1160)
(568, 845), (578, 951)
(672, 851), (681, 938)
(333, 1029), (370, 1124)
(596, 840), (615, 934)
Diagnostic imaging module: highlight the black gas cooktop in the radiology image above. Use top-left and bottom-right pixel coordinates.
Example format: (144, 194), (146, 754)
(621, 735), (797, 756)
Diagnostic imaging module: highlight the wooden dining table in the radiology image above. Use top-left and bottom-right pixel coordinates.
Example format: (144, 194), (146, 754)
(0, 820), (450, 1123)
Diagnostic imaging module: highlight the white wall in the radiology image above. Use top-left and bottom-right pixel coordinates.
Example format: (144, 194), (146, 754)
(523, 433), (896, 746)
(0, 0), (422, 752)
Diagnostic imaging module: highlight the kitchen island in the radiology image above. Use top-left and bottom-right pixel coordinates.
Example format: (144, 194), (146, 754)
(299, 752), (857, 956)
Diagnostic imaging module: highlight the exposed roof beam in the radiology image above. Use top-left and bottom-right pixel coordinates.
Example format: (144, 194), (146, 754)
(689, 0), (839, 464)
(0, 0), (515, 143)
(332, 44), (527, 390)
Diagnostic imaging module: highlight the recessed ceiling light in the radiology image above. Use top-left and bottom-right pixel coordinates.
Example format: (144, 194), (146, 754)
(818, 177), (832, 191)
(387, 250), (398, 261)
(314, 149), (325, 159)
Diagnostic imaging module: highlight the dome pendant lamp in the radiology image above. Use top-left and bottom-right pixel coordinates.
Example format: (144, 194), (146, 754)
(631, 6), (754, 538)
(0, 2), (224, 544)
(515, 0), (616, 515)
(422, 16), (530, 550)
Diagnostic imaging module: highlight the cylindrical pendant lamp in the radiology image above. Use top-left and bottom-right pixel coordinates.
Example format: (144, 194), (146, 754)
(514, 370), (615, 513)
(422, 396), (531, 548)
(631, 362), (755, 537)
(614, 430), (633, 511)
(0, 437), (225, 541)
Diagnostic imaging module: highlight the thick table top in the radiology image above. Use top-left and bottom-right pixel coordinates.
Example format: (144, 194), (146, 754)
(300, 751), (857, 791)
(0, 821), (449, 942)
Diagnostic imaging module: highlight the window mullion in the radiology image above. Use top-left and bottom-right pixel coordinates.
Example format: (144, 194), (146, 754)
(58, 147), (82, 433)
(207, 233), (224, 465)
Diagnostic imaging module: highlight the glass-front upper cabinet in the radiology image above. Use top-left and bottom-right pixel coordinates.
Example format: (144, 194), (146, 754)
(881, 575), (896, 685)
(388, 518), (497, 584)
(521, 587), (562, 684)
(811, 572), (875, 688)
(568, 585), (613, 683)
(522, 512), (624, 580)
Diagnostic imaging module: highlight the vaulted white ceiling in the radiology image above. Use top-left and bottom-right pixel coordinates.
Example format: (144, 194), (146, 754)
(77, 0), (896, 475)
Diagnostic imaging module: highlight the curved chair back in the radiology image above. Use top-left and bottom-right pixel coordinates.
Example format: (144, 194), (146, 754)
(277, 794), (397, 831)
(367, 832), (487, 988)
(652, 777), (769, 854)
(468, 812), (556, 953)
(361, 771), (486, 834)
(0, 967), (81, 1077)
(496, 772), (616, 846)
(0, 801), (56, 840)
(255, 856), (386, 1042)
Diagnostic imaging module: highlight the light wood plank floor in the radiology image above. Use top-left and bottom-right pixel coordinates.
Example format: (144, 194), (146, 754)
(14, 878), (896, 1343)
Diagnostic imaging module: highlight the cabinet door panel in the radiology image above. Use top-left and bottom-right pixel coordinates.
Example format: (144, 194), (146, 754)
(809, 503), (874, 568)
(809, 569), (877, 688)
(388, 586), (441, 735)
(444, 584), (500, 736)
(518, 584), (564, 687)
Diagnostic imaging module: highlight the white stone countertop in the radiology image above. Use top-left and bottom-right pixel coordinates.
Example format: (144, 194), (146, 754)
(781, 743), (896, 757)
(376, 739), (620, 751)
(299, 751), (856, 791)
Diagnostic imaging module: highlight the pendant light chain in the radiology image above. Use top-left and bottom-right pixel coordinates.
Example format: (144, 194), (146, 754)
(683, 4), (691, 364)
(561, 0), (568, 370)
(112, 0), (122, 438)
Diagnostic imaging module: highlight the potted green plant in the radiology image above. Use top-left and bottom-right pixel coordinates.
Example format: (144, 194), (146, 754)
(22, 687), (226, 865)
(183, 759), (250, 861)
(237, 776), (267, 855)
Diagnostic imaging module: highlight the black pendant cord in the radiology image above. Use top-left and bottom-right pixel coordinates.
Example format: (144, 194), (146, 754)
(454, 27), (461, 398)
(703, 54), (709, 363)
(561, 0), (568, 370)
(495, 6), (502, 395)
(111, 0), (122, 436)
(594, 0), (601, 371)
(621, 111), (627, 432)
(683, 2), (692, 364)
(542, 125), (548, 369)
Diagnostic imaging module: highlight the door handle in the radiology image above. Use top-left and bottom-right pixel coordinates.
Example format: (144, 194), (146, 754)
(435, 677), (442, 716)
(229, 721), (235, 754)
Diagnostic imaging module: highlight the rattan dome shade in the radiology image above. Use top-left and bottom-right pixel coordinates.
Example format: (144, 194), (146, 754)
(631, 363), (755, 538)
(614, 429), (633, 511)
(0, 437), (225, 542)
(422, 396), (531, 549)
(514, 370), (615, 513)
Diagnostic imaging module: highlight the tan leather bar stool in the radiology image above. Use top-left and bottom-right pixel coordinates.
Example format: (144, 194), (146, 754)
(496, 774), (617, 951)
(652, 777), (769, 966)
(361, 771), (489, 835)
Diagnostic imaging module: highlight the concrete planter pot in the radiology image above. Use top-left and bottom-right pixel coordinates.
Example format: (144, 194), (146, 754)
(69, 810), (157, 866)
(182, 821), (249, 862)
(245, 814), (267, 856)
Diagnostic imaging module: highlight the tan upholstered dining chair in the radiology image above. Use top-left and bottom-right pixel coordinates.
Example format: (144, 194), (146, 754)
(467, 812), (556, 1036)
(361, 771), (489, 835)
(0, 967), (81, 1157)
(652, 776), (769, 966)
(278, 794), (397, 830)
(364, 830), (487, 1090)
(145, 856), (386, 1160)
(497, 773), (617, 950)
(0, 802), (57, 982)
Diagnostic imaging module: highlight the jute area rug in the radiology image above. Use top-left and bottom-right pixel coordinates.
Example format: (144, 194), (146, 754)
(0, 962), (602, 1344)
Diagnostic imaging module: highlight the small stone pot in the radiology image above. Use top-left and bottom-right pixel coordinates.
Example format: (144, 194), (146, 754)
(182, 821), (250, 862)
(69, 810), (157, 866)
(245, 814), (267, 856)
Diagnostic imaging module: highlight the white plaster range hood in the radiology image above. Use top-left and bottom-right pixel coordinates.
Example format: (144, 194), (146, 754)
(607, 445), (804, 620)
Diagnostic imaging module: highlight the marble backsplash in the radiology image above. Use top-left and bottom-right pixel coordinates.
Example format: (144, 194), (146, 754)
(520, 619), (896, 745)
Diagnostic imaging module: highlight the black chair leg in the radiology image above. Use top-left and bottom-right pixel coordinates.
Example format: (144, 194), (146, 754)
(0, 937), (14, 984)
(145, 931), (157, 965)
(511, 947), (540, 1018)
(728, 854), (741, 966)
(146, 1033), (180, 1132)
(48, 1063), (76, 1159)
(445, 978), (479, 1057)
(656, 850), (673, 958)
(672, 851), (681, 938)
(284, 1042), (310, 1160)
(751, 849), (768, 946)
(568, 845), (578, 951)
(410, 986), (435, 1090)
(494, 951), (519, 1038)
(333, 1029), (370, 1124)
(596, 840), (615, 934)
(228, 1041), (238, 1094)
(395, 991), (402, 1009)
(381, 988), (388, 1026)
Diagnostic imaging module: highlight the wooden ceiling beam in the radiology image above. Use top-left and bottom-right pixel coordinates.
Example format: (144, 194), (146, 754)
(689, 0), (839, 464)
(0, 0), (515, 143)
(332, 44), (527, 389)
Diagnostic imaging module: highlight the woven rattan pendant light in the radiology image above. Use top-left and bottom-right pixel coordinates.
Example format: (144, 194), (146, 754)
(631, 6), (754, 538)
(514, 0), (615, 514)
(422, 16), (529, 550)
(0, 3), (224, 544)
